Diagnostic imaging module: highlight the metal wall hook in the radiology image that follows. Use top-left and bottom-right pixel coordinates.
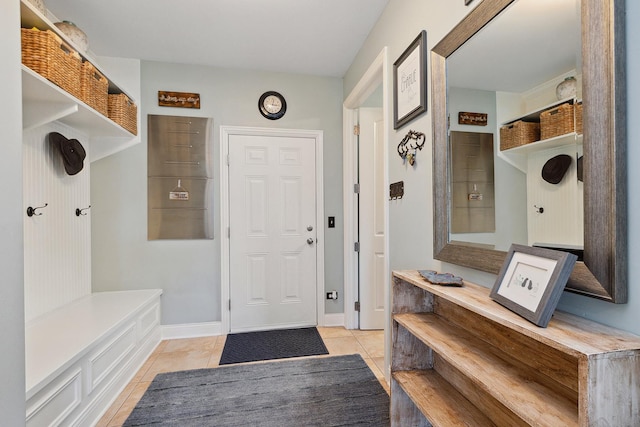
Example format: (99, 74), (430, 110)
(76, 205), (91, 216)
(27, 203), (48, 217)
(534, 205), (544, 214)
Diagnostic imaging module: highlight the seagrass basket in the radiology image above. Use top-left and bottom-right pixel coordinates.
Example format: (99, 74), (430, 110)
(21, 28), (82, 99)
(540, 102), (575, 140)
(108, 93), (137, 135)
(81, 61), (108, 116)
(575, 102), (583, 134)
(499, 120), (540, 150)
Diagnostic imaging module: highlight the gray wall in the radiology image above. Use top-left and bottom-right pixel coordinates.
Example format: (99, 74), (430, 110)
(91, 61), (344, 324)
(344, 0), (640, 336)
(0, 1), (26, 424)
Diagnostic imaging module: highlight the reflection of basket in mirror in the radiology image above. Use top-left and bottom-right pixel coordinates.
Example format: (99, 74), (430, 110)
(556, 76), (577, 100)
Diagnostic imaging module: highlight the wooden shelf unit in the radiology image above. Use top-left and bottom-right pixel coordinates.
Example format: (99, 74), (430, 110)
(391, 270), (640, 427)
(20, 0), (139, 162)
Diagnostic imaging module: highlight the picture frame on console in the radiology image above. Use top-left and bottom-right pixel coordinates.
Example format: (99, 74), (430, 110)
(490, 244), (577, 327)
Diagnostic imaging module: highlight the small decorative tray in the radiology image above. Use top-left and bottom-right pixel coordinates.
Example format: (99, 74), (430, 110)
(418, 270), (464, 287)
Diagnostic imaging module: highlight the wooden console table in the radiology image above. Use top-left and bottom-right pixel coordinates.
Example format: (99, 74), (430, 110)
(391, 270), (640, 426)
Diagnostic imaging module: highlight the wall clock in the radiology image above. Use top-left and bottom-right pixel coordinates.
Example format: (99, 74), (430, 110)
(259, 91), (286, 120)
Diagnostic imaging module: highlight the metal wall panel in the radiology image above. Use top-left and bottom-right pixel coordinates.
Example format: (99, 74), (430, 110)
(450, 131), (495, 234)
(147, 115), (213, 239)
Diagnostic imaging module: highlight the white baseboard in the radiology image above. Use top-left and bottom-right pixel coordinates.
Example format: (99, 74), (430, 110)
(321, 313), (345, 327)
(161, 314), (346, 338)
(161, 321), (223, 339)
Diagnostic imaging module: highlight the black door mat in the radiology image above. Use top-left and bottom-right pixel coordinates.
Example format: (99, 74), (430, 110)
(219, 327), (329, 365)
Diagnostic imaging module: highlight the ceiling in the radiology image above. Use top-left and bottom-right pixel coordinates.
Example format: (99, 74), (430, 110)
(447, 0), (581, 93)
(43, 0), (389, 77)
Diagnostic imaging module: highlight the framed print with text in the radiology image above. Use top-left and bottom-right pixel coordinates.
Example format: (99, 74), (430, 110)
(393, 30), (427, 129)
(490, 244), (577, 327)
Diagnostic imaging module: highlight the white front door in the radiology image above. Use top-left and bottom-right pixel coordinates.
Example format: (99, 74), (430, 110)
(358, 108), (386, 330)
(228, 133), (318, 332)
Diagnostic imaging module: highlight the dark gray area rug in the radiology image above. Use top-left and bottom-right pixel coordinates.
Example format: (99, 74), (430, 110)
(219, 327), (329, 365)
(124, 354), (390, 427)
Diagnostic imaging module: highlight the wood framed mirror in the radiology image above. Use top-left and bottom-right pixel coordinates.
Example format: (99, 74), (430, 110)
(432, 0), (627, 302)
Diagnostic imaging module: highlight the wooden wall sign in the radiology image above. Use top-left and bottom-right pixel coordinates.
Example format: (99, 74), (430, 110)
(458, 111), (487, 126)
(158, 91), (201, 109)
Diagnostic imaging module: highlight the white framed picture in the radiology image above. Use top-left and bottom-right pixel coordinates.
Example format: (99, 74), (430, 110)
(490, 244), (577, 327)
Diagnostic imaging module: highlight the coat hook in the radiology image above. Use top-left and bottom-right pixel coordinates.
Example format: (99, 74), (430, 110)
(534, 205), (544, 214)
(76, 205), (91, 216)
(27, 203), (48, 217)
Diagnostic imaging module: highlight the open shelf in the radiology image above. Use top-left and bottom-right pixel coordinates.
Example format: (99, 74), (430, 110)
(20, 0), (134, 98)
(395, 313), (577, 426)
(22, 66), (130, 137)
(393, 370), (495, 426)
(391, 270), (640, 427)
(20, 0), (140, 162)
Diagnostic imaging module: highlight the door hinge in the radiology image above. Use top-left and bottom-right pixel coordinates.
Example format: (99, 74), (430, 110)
(354, 241), (360, 252)
(354, 183), (360, 194)
(227, 227), (230, 238)
(229, 299), (231, 310)
(354, 301), (361, 312)
(353, 125), (360, 136)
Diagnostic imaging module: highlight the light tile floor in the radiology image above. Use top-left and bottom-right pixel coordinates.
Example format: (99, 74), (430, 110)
(97, 327), (387, 427)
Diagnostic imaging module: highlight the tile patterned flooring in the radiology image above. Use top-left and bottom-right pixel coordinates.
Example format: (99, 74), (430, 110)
(96, 327), (387, 427)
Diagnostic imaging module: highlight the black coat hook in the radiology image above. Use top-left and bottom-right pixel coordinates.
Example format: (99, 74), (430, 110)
(27, 203), (48, 217)
(76, 205), (91, 216)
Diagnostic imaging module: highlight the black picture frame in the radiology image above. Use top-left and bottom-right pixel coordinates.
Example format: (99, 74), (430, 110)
(393, 30), (427, 130)
(490, 244), (577, 327)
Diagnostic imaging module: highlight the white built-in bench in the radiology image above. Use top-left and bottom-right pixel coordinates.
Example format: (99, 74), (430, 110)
(25, 290), (162, 427)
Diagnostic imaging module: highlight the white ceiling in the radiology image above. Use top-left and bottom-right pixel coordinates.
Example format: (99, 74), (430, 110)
(447, 0), (581, 93)
(43, 0), (390, 77)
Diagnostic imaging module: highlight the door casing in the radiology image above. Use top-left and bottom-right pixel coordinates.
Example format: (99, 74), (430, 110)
(343, 47), (391, 380)
(220, 126), (325, 333)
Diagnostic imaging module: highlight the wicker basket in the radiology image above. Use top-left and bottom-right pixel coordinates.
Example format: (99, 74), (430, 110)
(499, 120), (540, 150)
(81, 61), (108, 116)
(540, 102), (575, 140)
(575, 102), (583, 135)
(108, 93), (137, 135)
(21, 28), (82, 99)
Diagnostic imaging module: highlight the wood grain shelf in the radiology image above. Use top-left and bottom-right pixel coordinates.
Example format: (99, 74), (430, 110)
(391, 270), (640, 426)
(392, 370), (496, 426)
(395, 312), (577, 426)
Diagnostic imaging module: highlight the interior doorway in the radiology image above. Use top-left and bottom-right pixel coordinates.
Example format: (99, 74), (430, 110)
(343, 48), (390, 377)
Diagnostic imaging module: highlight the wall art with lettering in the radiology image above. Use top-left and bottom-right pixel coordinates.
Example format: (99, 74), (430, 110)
(393, 30), (427, 129)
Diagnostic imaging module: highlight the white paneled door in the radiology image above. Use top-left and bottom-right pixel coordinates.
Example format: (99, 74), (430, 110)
(358, 108), (386, 330)
(228, 133), (317, 332)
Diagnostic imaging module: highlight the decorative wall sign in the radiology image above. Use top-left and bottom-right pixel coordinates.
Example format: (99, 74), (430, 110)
(158, 91), (201, 109)
(394, 30), (427, 129)
(490, 244), (577, 327)
(458, 112), (487, 126)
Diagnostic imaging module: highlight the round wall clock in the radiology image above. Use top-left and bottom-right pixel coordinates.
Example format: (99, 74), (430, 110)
(259, 91), (286, 120)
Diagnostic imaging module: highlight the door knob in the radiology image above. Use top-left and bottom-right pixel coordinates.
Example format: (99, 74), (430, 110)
(307, 238), (314, 245)
(307, 225), (313, 231)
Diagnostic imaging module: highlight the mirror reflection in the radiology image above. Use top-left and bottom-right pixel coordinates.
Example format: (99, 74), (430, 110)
(445, 0), (582, 255)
